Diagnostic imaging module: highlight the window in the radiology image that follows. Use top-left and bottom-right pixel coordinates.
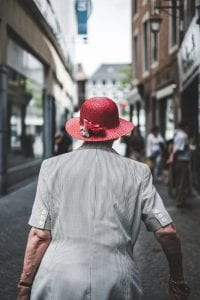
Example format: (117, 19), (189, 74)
(143, 20), (149, 71)
(186, 0), (196, 27)
(8, 69), (44, 167)
(102, 79), (106, 85)
(151, 0), (160, 15)
(133, 35), (138, 78)
(133, 0), (138, 15)
(93, 80), (96, 85)
(169, 1), (178, 48)
(151, 32), (158, 63)
(112, 79), (116, 85)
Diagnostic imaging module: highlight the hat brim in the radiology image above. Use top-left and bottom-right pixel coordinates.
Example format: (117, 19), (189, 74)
(65, 117), (135, 141)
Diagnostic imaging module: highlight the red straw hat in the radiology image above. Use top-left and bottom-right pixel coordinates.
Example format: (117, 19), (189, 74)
(65, 97), (134, 141)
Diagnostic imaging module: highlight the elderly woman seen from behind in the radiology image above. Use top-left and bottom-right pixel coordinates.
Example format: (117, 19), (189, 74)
(18, 97), (190, 300)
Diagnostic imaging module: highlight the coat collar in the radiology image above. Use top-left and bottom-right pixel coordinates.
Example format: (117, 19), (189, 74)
(77, 142), (119, 154)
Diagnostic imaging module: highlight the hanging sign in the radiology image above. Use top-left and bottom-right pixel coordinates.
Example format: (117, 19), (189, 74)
(75, 0), (90, 35)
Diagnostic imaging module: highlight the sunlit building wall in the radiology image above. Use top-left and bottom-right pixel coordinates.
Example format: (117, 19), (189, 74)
(0, 0), (77, 193)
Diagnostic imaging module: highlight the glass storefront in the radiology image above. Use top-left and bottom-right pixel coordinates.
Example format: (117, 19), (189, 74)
(7, 69), (44, 167)
(53, 80), (72, 133)
(7, 38), (45, 167)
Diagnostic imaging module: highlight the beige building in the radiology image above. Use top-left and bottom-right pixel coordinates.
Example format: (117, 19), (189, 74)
(0, 0), (77, 193)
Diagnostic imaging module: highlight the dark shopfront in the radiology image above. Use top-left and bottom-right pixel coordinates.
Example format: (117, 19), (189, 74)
(3, 38), (45, 190)
(178, 17), (200, 191)
(181, 76), (200, 189)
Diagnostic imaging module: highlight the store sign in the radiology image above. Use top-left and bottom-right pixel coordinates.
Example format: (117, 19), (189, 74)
(178, 17), (200, 90)
(75, 0), (90, 35)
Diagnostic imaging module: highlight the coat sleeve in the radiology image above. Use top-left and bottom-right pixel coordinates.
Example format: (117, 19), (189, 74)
(141, 165), (172, 232)
(28, 160), (51, 230)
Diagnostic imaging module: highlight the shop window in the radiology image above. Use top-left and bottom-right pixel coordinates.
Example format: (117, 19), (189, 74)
(169, 1), (178, 49)
(7, 39), (44, 85)
(8, 69), (44, 167)
(53, 80), (72, 137)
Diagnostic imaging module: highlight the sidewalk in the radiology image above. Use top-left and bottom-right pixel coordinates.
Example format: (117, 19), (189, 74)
(0, 180), (37, 299)
(0, 159), (200, 299)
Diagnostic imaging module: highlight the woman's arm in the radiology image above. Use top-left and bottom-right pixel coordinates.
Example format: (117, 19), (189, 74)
(155, 224), (183, 280)
(17, 227), (52, 300)
(154, 224), (190, 300)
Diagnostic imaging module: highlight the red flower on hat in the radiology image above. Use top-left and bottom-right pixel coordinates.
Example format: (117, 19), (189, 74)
(80, 119), (106, 137)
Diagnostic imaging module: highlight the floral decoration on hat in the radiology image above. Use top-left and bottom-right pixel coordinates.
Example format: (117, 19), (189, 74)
(80, 119), (106, 138)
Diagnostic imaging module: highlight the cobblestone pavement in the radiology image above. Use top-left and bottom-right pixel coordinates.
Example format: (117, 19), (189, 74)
(0, 177), (200, 300)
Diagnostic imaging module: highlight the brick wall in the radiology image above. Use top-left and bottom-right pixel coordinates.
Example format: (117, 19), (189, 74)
(131, 0), (181, 131)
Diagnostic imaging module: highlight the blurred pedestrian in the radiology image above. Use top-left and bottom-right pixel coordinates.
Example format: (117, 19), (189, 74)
(21, 132), (34, 158)
(146, 126), (165, 182)
(55, 125), (73, 155)
(167, 122), (191, 207)
(18, 98), (190, 300)
(126, 125), (145, 161)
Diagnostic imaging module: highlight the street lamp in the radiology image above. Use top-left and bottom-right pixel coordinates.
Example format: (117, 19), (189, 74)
(196, 0), (200, 25)
(151, 0), (184, 32)
(150, 15), (162, 33)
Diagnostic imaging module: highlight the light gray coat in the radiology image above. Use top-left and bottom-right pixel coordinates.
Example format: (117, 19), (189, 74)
(29, 142), (172, 300)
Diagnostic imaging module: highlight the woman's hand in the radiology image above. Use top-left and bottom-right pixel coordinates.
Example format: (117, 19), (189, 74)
(17, 286), (31, 300)
(169, 280), (191, 300)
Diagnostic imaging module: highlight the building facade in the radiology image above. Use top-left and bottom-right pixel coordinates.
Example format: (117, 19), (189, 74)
(0, 0), (77, 194)
(130, 0), (182, 140)
(130, 0), (200, 189)
(87, 63), (131, 118)
(177, 0), (200, 189)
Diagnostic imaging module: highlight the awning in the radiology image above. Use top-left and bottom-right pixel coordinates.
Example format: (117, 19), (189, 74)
(155, 84), (176, 100)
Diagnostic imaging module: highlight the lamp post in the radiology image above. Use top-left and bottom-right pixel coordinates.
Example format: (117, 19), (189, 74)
(150, 15), (162, 33)
(151, 1), (184, 40)
(147, 15), (162, 128)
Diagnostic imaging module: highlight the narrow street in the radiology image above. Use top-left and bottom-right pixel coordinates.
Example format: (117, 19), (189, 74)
(0, 170), (200, 299)
(1, 1), (200, 299)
